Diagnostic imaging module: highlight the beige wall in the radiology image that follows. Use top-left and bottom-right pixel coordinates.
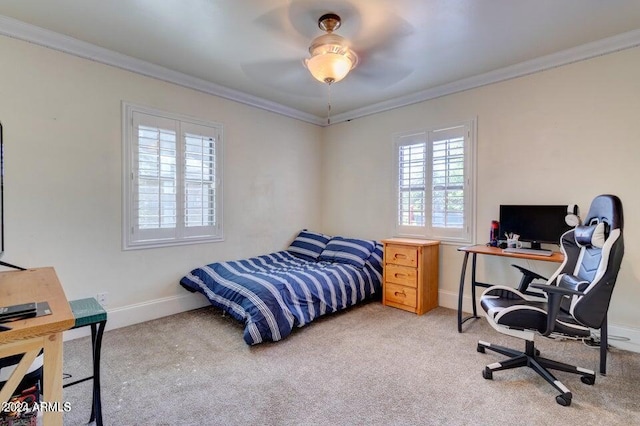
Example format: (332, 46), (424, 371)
(322, 47), (640, 333)
(0, 36), (323, 321)
(1, 33), (638, 343)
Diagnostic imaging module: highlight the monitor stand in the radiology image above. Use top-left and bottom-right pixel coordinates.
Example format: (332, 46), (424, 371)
(530, 241), (542, 250)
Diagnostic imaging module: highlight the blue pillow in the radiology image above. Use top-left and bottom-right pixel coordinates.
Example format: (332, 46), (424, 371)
(288, 230), (331, 261)
(318, 237), (375, 268)
(366, 242), (384, 272)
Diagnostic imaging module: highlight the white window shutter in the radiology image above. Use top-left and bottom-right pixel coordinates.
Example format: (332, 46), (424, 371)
(394, 121), (475, 244)
(123, 103), (223, 249)
(181, 122), (220, 239)
(428, 124), (472, 243)
(131, 112), (178, 243)
(395, 132), (428, 237)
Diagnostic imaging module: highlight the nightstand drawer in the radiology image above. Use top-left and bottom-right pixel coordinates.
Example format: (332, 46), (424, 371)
(386, 245), (418, 267)
(384, 283), (417, 308)
(385, 264), (417, 287)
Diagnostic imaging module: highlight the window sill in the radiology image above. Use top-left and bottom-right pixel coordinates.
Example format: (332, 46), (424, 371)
(123, 236), (225, 251)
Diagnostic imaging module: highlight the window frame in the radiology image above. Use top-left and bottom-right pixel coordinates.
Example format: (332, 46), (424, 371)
(122, 102), (224, 250)
(393, 119), (476, 245)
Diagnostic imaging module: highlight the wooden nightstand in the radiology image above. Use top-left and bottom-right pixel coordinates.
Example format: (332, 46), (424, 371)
(381, 238), (440, 315)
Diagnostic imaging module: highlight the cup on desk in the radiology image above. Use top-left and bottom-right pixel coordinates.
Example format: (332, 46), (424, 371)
(507, 238), (522, 249)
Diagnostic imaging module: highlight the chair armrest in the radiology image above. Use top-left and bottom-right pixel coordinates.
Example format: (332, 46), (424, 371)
(530, 283), (584, 296)
(511, 264), (548, 293)
(530, 283), (585, 336)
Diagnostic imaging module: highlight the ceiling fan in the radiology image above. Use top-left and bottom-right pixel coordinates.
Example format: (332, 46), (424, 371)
(241, 2), (414, 98)
(303, 13), (359, 85)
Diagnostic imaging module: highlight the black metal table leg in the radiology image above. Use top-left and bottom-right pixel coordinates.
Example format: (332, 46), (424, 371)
(64, 298), (107, 426)
(458, 252), (483, 332)
(457, 251), (470, 332)
(89, 320), (105, 426)
(470, 253), (478, 318)
(458, 251), (494, 332)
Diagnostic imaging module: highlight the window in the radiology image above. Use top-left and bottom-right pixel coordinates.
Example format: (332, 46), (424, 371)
(394, 120), (475, 244)
(123, 103), (223, 249)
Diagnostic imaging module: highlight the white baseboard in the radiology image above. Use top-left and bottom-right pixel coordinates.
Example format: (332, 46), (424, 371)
(63, 293), (209, 341)
(63, 289), (640, 355)
(602, 324), (640, 353)
(439, 289), (474, 315)
(438, 289), (640, 353)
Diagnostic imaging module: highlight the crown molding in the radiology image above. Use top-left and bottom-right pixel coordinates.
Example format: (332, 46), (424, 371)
(331, 29), (640, 124)
(1, 14), (639, 128)
(0, 15), (325, 126)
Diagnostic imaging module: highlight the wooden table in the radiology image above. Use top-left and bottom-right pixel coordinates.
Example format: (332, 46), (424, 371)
(0, 267), (74, 425)
(456, 245), (563, 332)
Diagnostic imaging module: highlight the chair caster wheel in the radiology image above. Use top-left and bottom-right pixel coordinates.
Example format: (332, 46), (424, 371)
(556, 394), (572, 406)
(482, 368), (493, 380)
(535, 349), (541, 357)
(581, 375), (595, 385)
(477, 344), (485, 353)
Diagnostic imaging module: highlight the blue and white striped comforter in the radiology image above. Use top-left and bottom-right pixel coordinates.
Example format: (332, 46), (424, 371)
(180, 250), (382, 345)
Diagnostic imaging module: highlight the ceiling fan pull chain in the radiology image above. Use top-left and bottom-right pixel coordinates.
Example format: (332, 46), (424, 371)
(327, 82), (332, 125)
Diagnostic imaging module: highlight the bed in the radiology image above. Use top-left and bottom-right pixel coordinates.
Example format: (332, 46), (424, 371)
(179, 230), (383, 345)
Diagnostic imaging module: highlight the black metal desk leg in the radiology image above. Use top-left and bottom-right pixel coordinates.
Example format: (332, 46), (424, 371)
(89, 321), (106, 426)
(457, 251), (470, 332)
(458, 251), (484, 332)
(470, 253), (478, 318)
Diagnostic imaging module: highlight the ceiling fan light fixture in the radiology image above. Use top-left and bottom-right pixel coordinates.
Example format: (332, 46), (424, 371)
(304, 16), (358, 85)
(305, 50), (355, 84)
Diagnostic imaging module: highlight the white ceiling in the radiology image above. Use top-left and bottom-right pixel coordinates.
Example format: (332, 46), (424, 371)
(1, 0), (640, 125)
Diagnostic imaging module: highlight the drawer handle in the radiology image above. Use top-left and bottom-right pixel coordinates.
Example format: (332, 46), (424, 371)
(394, 273), (407, 278)
(394, 291), (406, 298)
(394, 253), (407, 259)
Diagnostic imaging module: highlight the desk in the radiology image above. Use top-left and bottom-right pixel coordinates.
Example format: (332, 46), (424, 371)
(456, 245), (563, 332)
(0, 267), (74, 426)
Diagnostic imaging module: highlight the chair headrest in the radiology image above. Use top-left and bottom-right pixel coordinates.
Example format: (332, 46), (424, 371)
(583, 194), (623, 232)
(575, 222), (607, 248)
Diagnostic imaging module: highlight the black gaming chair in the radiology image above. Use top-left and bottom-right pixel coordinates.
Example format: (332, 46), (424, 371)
(477, 194), (624, 406)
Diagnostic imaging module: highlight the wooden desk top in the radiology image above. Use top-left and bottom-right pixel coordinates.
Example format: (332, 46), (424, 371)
(0, 267), (74, 344)
(458, 244), (564, 263)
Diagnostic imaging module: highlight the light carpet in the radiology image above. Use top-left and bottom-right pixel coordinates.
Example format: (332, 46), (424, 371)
(61, 302), (640, 425)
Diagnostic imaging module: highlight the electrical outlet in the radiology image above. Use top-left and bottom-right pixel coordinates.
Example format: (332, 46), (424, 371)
(97, 292), (108, 308)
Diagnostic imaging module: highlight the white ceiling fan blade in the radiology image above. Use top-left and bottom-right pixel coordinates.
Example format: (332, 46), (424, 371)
(353, 12), (415, 57)
(349, 56), (413, 89)
(253, 6), (309, 49)
(241, 59), (326, 97)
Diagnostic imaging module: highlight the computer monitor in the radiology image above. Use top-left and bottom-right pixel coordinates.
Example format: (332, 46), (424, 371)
(499, 205), (571, 249)
(0, 123), (25, 271)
